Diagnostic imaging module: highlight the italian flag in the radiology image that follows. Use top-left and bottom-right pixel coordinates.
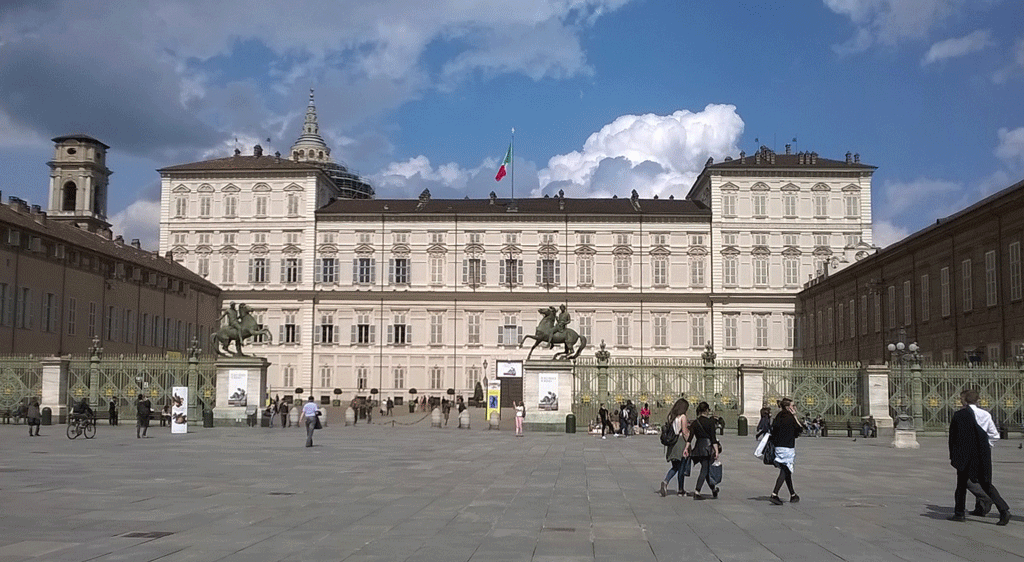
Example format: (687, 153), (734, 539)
(495, 144), (511, 182)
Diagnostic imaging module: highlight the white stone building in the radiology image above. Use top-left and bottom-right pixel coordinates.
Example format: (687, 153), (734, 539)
(159, 97), (875, 405)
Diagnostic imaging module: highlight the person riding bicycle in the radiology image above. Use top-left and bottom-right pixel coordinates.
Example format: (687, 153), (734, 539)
(71, 399), (94, 423)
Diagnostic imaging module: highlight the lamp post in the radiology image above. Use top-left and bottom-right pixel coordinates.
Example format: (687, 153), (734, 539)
(888, 334), (923, 431)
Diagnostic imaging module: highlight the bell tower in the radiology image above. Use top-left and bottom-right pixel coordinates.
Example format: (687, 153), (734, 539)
(47, 134), (112, 233)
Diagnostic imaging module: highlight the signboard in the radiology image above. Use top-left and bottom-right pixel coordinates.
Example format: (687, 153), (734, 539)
(171, 386), (188, 434)
(537, 373), (559, 411)
(496, 360), (523, 378)
(486, 379), (501, 422)
(227, 370), (248, 406)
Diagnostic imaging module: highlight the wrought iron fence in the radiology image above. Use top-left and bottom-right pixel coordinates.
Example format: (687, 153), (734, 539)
(67, 354), (217, 413)
(762, 361), (864, 425)
(0, 355), (43, 413)
(890, 364), (1024, 431)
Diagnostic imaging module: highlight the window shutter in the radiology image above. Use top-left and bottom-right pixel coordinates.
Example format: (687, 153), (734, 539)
(315, 259), (322, 283)
(295, 325), (300, 343)
(387, 324), (394, 343)
(497, 325), (504, 346)
(248, 259), (254, 283)
(555, 260), (561, 284)
(406, 324), (411, 344)
(388, 259), (395, 284)
(369, 325), (376, 343)
(314, 324), (322, 343)
(27, 293), (33, 329)
(280, 259), (286, 283)
(480, 260), (486, 284)
(517, 260), (523, 285)
(518, 325), (523, 343)
(499, 259), (506, 285)
(462, 259), (468, 284)
(370, 259), (376, 284)
(297, 259), (302, 282)
(278, 324), (284, 342)
(351, 324), (357, 344)
(352, 259), (358, 282)
(332, 324), (339, 344)
(536, 260), (542, 284)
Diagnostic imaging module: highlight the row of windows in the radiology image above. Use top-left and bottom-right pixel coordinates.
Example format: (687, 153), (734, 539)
(720, 192), (860, 219)
(278, 364), (484, 392)
(173, 193), (302, 219)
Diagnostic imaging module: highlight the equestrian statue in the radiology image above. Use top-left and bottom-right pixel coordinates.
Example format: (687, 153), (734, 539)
(520, 305), (587, 361)
(211, 302), (273, 356)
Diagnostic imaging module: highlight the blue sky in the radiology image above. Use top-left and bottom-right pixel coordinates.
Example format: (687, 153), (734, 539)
(1, 0), (1022, 250)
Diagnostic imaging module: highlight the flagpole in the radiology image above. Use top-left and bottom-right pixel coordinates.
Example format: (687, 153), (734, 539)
(510, 127), (515, 203)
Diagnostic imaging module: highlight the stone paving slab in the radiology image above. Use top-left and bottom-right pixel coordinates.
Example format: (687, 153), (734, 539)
(0, 411), (1022, 562)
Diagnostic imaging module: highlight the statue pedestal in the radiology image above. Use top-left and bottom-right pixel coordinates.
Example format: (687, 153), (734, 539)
(891, 429), (920, 449)
(523, 360), (574, 432)
(213, 356), (270, 426)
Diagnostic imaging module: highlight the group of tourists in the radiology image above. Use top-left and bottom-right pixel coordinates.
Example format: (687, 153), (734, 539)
(658, 398), (722, 500)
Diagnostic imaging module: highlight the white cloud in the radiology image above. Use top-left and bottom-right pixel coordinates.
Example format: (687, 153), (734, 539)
(537, 104), (745, 197)
(921, 29), (993, 65)
(109, 199), (161, 252)
(995, 126), (1024, 170)
(872, 220), (911, 248)
(825, 0), (963, 53)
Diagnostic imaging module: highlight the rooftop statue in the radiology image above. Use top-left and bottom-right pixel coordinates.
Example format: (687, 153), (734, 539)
(520, 304), (587, 361)
(212, 302), (273, 356)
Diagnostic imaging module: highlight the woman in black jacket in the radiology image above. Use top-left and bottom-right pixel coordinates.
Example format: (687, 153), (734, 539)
(688, 401), (721, 500)
(769, 398), (803, 505)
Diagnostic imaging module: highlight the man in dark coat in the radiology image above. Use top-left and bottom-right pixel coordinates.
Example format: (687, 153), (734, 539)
(948, 389), (1011, 525)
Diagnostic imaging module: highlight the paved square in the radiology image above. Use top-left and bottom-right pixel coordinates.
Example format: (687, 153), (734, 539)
(0, 412), (1021, 561)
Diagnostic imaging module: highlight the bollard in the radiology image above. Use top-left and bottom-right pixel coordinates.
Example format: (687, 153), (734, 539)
(846, 421), (853, 438)
(41, 407), (52, 426)
(261, 410), (271, 427)
(431, 407), (442, 428)
(821, 421), (828, 437)
(736, 415), (748, 436)
(459, 409), (470, 429)
(345, 407), (355, 426)
(999, 423), (1008, 440)
(203, 408), (214, 428)
(565, 413), (576, 433)
(489, 411), (500, 430)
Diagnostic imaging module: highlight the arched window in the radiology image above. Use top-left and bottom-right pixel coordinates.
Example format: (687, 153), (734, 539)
(62, 181), (77, 211)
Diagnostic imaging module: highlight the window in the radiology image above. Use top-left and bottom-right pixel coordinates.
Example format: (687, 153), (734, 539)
(689, 234), (705, 247)
(541, 233), (556, 245)
(466, 366), (480, 391)
(153, 315), (162, 347)
(652, 257), (668, 286)
(356, 367), (368, 390)
(282, 365), (295, 388)
(722, 232), (737, 246)
(222, 256), (235, 284)
(837, 304), (844, 340)
(354, 258), (376, 284)
(690, 314), (706, 348)
(430, 367), (443, 390)
(389, 258), (410, 285)
(66, 297), (76, 335)
(389, 312), (410, 345)
(222, 232), (236, 246)
(174, 196), (187, 218)
(319, 365), (332, 388)
(783, 194), (797, 217)
(497, 313), (520, 347)
(277, 312), (298, 344)
(197, 233), (212, 245)
(615, 233), (630, 246)
(903, 280), (912, 325)
(887, 286), (896, 329)
(845, 234), (861, 247)
(753, 233), (768, 246)
(393, 367), (405, 389)
(614, 256), (631, 286)
(723, 315), (738, 348)
(722, 193), (736, 216)
(172, 232), (187, 246)
(430, 255), (444, 285)
(284, 231), (301, 246)
(752, 194), (767, 217)
(319, 231), (336, 245)
(578, 232), (593, 245)
(690, 257), (705, 287)
(430, 312), (444, 345)
(783, 234), (799, 247)
(785, 315), (795, 349)
(962, 259), (973, 312)
(430, 232), (445, 245)
(255, 196), (268, 217)
(467, 312), (481, 345)
(652, 233), (668, 246)
(224, 195), (237, 218)
(578, 313), (593, 342)
(463, 258), (485, 286)
(985, 250), (997, 306)
(537, 258), (560, 286)
(754, 258), (768, 286)
(860, 295), (868, 335)
(940, 267), (951, 317)
(317, 311), (337, 344)
(755, 314), (769, 348)
(814, 193), (828, 216)
(723, 257), (738, 286)
(287, 193), (300, 216)
(845, 194), (859, 217)
(467, 232), (482, 245)
(578, 256), (593, 286)
(1010, 241), (1022, 301)
(317, 257), (336, 284)
(920, 275), (930, 322)
(253, 232), (267, 245)
(353, 312), (374, 344)
(123, 309), (133, 343)
(40, 293), (56, 333)
(504, 232), (519, 245)
(359, 232), (373, 244)
(199, 196), (211, 218)
(814, 234), (830, 248)
(500, 258), (523, 287)
(250, 312), (266, 343)
(106, 305), (116, 341)
(873, 293), (881, 333)
(653, 314), (667, 347)
(615, 314), (630, 347)
(784, 258), (799, 286)
(249, 258), (268, 284)
(140, 313), (148, 346)
(849, 299), (856, 339)
(197, 256), (209, 278)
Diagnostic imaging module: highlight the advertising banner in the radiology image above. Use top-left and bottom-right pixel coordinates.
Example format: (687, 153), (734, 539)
(537, 373), (559, 411)
(486, 378), (501, 422)
(171, 386), (188, 434)
(496, 360), (523, 378)
(227, 370), (248, 406)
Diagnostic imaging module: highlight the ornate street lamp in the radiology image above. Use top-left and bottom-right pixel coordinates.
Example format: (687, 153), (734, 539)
(888, 332), (923, 431)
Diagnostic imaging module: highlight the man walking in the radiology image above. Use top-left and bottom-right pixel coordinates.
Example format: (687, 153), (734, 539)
(948, 389), (1011, 525)
(301, 396), (319, 447)
(136, 393), (152, 438)
(598, 403), (614, 439)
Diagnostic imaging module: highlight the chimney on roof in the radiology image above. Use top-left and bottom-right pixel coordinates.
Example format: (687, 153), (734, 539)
(131, 239), (141, 249)
(114, 235), (124, 245)
(845, 151), (852, 164)
(770, 152), (776, 164)
(810, 152), (817, 165)
(755, 152), (761, 165)
(739, 151), (745, 164)
(854, 153), (860, 163)
(274, 151), (280, 160)
(489, 191), (497, 205)
(416, 188), (431, 210)
(706, 157), (713, 167)
(234, 148), (241, 156)
(31, 204), (41, 214)
(9, 196), (29, 213)
(785, 144), (791, 155)
(558, 189), (565, 210)
(253, 144), (263, 157)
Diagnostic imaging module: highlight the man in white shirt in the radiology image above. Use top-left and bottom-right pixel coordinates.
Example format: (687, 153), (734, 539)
(301, 396), (319, 448)
(966, 401), (1000, 516)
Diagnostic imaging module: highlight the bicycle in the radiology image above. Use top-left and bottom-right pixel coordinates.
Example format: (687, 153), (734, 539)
(67, 414), (96, 439)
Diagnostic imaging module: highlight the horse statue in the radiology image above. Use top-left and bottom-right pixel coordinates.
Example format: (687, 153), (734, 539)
(520, 306), (587, 361)
(211, 303), (273, 356)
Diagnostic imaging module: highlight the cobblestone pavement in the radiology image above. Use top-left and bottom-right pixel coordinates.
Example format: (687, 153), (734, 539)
(0, 410), (1022, 562)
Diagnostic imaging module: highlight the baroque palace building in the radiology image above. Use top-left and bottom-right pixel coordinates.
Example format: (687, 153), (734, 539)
(159, 95), (876, 404)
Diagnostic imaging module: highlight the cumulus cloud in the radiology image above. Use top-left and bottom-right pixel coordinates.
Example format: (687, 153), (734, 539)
(873, 177), (971, 245)
(921, 29), (994, 65)
(872, 220), (911, 248)
(995, 126), (1024, 170)
(109, 199), (162, 252)
(825, 0), (963, 54)
(537, 104), (745, 198)
(991, 38), (1024, 83)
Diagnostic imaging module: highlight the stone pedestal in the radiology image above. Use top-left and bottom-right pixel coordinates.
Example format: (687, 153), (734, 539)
(892, 429), (920, 449)
(40, 356), (70, 424)
(213, 356), (270, 426)
(523, 360), (574, 432)
(865, 365), (895, 438)
(739, 365), (765, 419)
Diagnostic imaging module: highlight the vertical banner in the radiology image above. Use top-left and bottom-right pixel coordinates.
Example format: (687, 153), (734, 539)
(171, 386), (188, 434)
(486, 379), (501, 422)
(537, 373), (559, 411)
(227, 370), (248, 406)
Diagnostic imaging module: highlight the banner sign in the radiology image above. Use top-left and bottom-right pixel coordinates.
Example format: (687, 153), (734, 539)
(171, 386), (188, 434)
(496, 360), (523, 378)
(537, 373), (559, 411)
(227, 370), (248, 406)
(486, 378), (502, 423)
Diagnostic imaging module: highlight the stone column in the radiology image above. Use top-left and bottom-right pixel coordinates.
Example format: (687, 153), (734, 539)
(40, 356), (70, 424)
(739, 364), (764, 418)
(910, 359), (924, 431)
(595, 340), (610, 405)
(863, 364), (895, 438)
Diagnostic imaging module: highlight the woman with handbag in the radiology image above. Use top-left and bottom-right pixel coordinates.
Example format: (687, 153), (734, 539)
(769, 397), (803, 505)
(688, 401), (721, 500)
(659, 398), (691, 497)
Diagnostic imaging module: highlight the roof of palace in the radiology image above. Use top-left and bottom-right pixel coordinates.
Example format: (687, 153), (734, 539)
(159, 154), (325, 173)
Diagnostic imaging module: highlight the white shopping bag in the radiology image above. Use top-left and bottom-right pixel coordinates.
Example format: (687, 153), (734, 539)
(754, 432), (771, 458)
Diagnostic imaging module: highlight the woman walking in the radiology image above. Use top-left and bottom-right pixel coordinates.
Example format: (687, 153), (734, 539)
(769, 398), (803, 505)
(755, 406), (772, 440)
(514, 401), (525, 436)
(688, 402), (721, 500)
(659, 398), (691, 497)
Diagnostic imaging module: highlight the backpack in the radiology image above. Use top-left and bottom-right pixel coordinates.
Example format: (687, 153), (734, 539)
(660, 420), (678, 447)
